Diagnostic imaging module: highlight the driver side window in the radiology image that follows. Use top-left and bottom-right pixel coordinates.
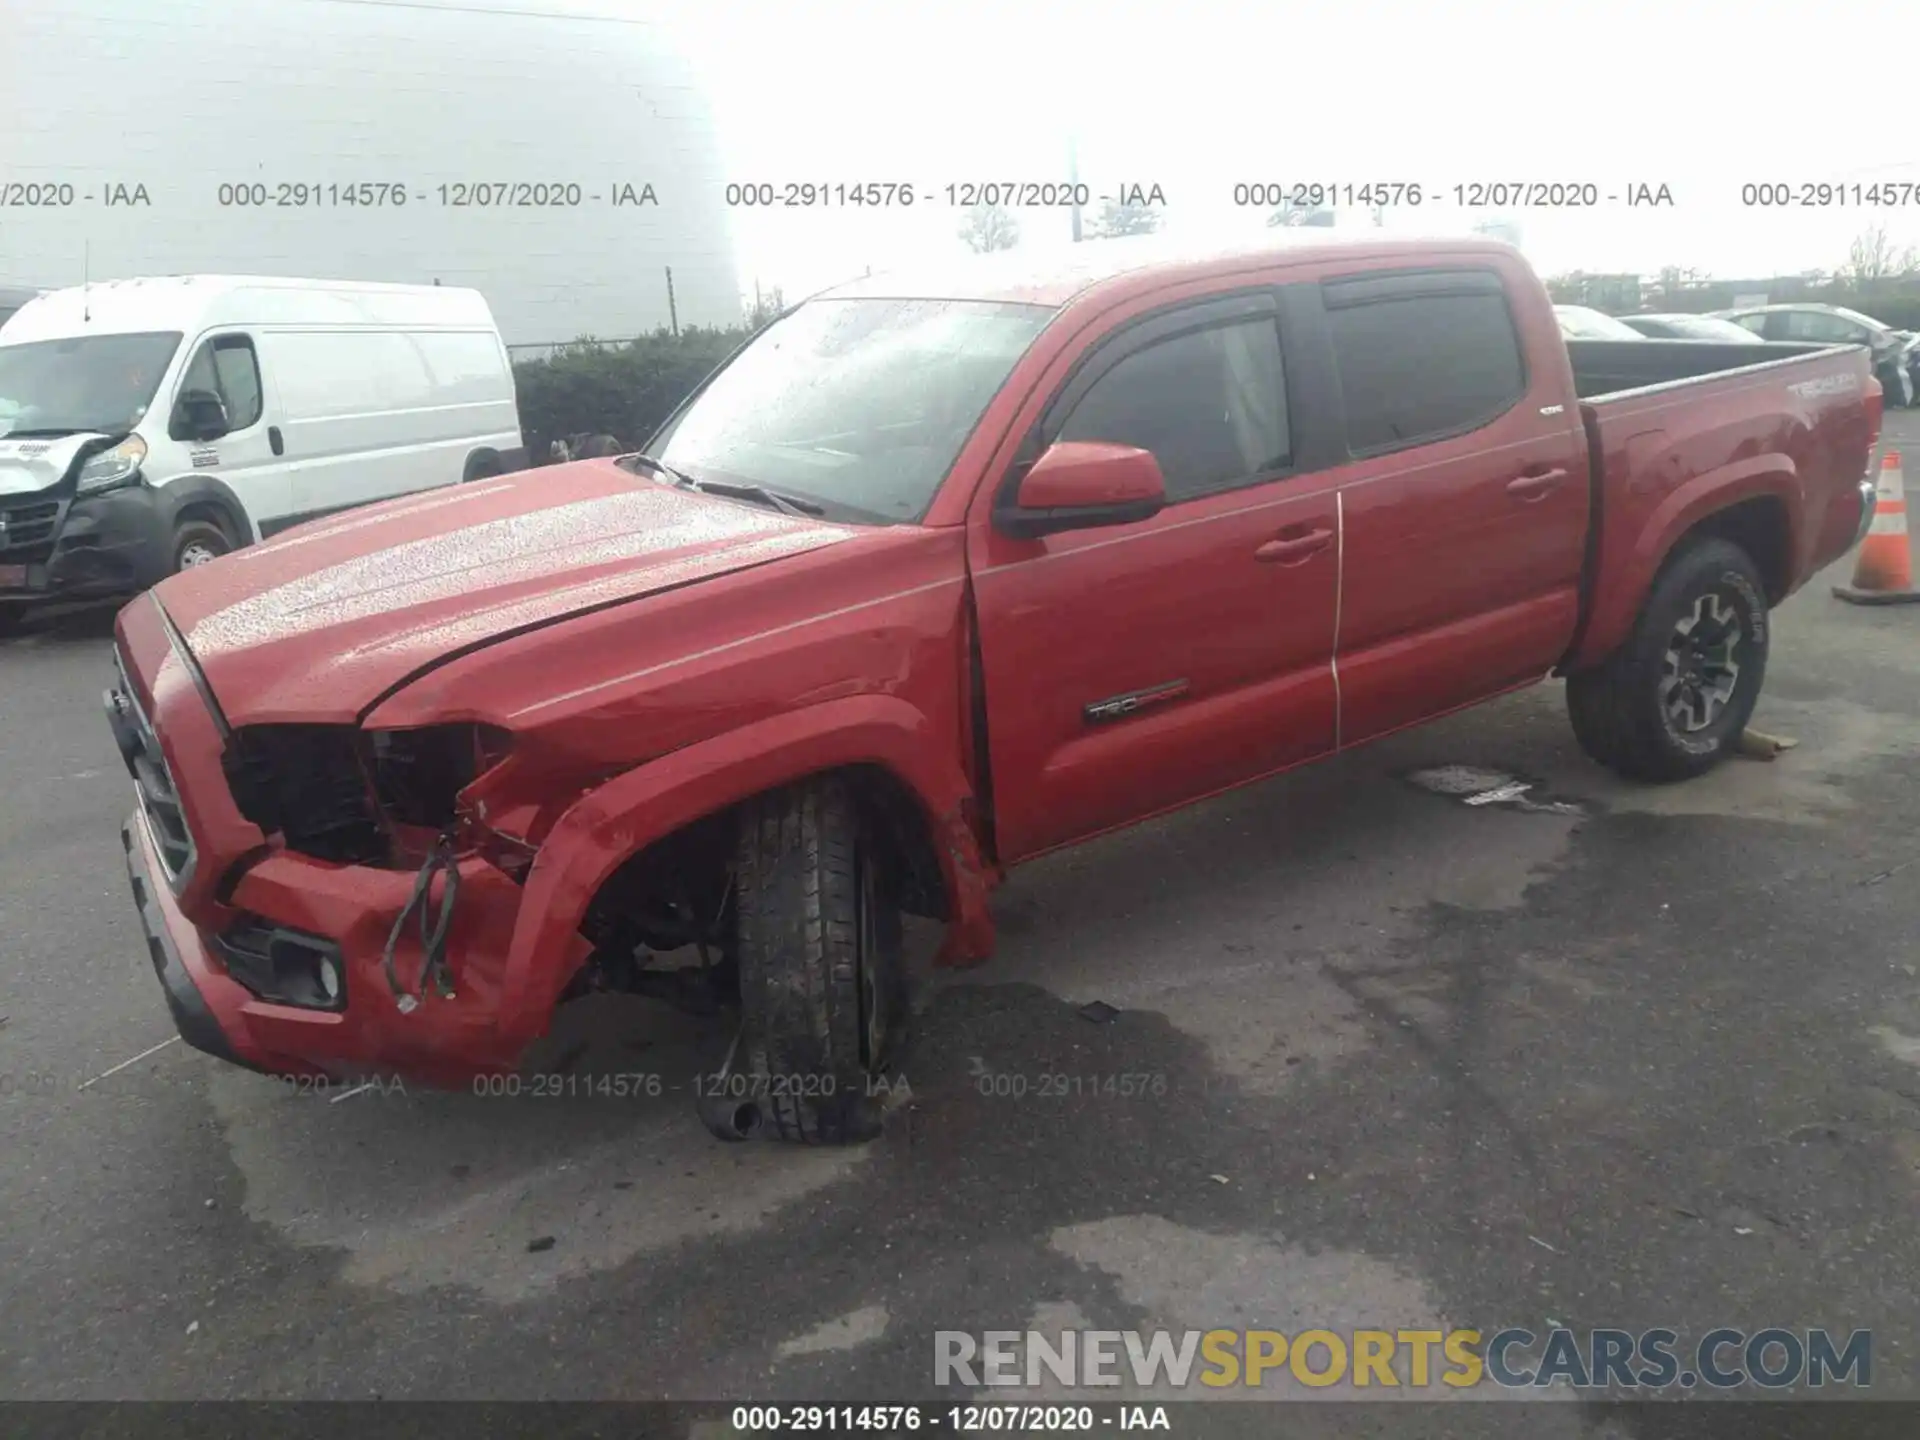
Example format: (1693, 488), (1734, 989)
(1055, 319), (1291, 503)
(175, 333), (263, 434)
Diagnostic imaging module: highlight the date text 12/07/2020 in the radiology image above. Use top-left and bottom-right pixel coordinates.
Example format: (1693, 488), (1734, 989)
(210, 181), (660, 208)
(1228, 181), (1677, 209)
(720, 182), (1169, 209)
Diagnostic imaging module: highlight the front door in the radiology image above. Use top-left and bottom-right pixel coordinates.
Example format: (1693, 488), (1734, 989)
(968, 289), (1343, 863)
(167, 330), (290, 532)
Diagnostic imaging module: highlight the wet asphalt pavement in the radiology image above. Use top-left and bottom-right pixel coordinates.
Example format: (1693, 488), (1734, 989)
(2, 416), (1918, 1438)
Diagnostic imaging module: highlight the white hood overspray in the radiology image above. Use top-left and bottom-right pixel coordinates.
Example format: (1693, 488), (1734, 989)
(0, 432), (107, 497)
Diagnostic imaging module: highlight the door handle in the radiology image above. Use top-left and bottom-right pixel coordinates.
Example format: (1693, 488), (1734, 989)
(268, 425), (284, 456)
(1507, 466), (1568, 500)
(1255, 527), (1334, 564)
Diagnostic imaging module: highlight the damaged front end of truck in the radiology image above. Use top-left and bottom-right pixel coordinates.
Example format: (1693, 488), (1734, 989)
(105, 466), (1000, 1143)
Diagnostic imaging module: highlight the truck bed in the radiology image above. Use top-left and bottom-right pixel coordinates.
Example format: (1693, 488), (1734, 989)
(1566, 340), (1879, 672)
(1564, 338), (1830, 400)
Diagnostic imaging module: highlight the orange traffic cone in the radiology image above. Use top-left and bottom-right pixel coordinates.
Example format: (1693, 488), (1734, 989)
(1834, 450), (1920, 605)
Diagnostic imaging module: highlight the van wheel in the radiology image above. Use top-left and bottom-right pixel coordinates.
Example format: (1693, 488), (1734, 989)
(173, 519), (233, 572)
(732, 777), (907, 1145)
(0, 605), (24, 639)
(1566, 538), (1769, 782)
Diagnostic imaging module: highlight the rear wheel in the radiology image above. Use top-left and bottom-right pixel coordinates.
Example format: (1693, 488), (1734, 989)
(732, 777), (907, 1145)
(0, 605), (24, 639)
(172, 518), (233, 573)
(1566, 537), (1769, 782)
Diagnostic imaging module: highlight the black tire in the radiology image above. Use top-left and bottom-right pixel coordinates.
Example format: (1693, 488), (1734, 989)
(172, 518), (233, 573)
(0, 605), (24, 639)
(464, 453), (504, 482)
(1566, 537), (1769, 782)
(733, 777), (907, 1145)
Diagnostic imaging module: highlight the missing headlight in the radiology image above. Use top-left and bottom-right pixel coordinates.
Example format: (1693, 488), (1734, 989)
(368, 724), (513, 829)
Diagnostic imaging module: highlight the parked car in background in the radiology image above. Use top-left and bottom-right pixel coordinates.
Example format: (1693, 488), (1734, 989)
(0, 275), (526, 634)
(1554, 304), (1647, 340)
(1716, 303), (1916, 407)
(1621, 313), (1772, 343)
(107, 234), (1884, 1146)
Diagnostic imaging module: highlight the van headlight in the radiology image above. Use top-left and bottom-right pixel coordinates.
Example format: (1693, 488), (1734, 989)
(76, 435), (147, 495)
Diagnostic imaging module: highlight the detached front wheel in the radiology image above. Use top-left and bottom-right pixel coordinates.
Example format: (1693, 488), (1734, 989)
(731, 777), (907, 1145)
(1567, 537), (1770, 782)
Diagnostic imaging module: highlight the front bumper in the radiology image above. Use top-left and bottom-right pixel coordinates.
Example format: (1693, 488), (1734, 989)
(120, 803), (562, 1086)
(0, 487), (172, 604)
(120, 814), (262, 1072)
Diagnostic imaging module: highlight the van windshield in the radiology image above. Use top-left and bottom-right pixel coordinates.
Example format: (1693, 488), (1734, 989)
(0, 331), (182, 439)
(645, 297), (1054, 524)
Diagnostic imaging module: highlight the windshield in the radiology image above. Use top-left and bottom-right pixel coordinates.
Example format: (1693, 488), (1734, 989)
(647, 297), (1055, 524)
(0, 330), (182, 438)
(1556, 306), (1644, 341)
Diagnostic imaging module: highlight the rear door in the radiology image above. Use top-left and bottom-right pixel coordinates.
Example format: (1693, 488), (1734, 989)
(968, 286), (1345, 862)
(1318, 264), (1590, 744)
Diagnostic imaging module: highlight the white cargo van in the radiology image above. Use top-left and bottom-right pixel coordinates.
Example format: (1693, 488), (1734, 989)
(0, 275), (524, 628)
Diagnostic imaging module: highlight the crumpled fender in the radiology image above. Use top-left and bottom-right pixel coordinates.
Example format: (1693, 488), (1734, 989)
(494, 693), (997, 1049)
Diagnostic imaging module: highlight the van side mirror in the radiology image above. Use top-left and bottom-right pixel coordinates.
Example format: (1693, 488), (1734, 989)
(172, 389), (230, 443)
(994, 441), (1168, 540)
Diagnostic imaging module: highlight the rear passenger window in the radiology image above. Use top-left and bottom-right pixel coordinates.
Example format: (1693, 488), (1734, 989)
(1325, 280), (1524, 454)
(1056, 319), (1290, 502)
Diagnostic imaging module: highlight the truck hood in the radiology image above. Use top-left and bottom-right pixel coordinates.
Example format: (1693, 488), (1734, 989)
(0, 431), (104, 495)
(152, 460), (859, 725)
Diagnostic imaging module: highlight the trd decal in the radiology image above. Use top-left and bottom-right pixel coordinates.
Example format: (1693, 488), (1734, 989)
(1083, 679), (1190, 726)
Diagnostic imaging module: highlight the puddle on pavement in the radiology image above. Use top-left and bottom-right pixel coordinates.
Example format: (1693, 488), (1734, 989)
(1403, 764), (1587, 817)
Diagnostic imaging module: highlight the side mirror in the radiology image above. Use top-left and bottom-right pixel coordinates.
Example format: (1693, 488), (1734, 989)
(171, 389), (229, 443)
(995, 441), (1167, 540)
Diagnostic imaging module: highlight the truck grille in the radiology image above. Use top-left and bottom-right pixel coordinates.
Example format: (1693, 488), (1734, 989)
(0, 498), (62, 561)
(105, 653), (197, 888)
(221, 724), (388, 865)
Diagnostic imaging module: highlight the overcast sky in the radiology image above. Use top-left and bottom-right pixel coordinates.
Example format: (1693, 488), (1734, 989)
(636, 0), (1920, 299)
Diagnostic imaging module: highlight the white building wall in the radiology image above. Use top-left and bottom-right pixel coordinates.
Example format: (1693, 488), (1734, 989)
(0, 0), (741, 346)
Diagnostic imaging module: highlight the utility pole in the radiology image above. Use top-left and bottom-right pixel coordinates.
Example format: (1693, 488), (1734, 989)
(665, 265), (679, 336)
(1068, 133), (1083, 243)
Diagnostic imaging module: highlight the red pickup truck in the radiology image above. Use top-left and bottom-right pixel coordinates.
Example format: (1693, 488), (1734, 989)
(107, 235), (1883, 1144)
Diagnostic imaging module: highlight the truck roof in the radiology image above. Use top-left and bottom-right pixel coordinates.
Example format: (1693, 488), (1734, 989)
(0, 274), (498, 343)
(820, 231), (1523, 310)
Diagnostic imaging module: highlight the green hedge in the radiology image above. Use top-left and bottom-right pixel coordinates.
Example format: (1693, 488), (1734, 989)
(512, 325), (754, 458)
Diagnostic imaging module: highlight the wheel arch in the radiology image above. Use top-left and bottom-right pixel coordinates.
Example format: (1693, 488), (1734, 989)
(463, 447), (505, 482)
(159, 474), (255, 546)
(1573, 466), (1799, 669)
(494, 695), (996, 1047)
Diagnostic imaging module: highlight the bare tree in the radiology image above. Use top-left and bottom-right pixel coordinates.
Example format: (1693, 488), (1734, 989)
(959, 204), (1020, 254)
(1841, 225), (1920, 281)
(745, 283), (787, 330)
(1087, 198), (1164, 238)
